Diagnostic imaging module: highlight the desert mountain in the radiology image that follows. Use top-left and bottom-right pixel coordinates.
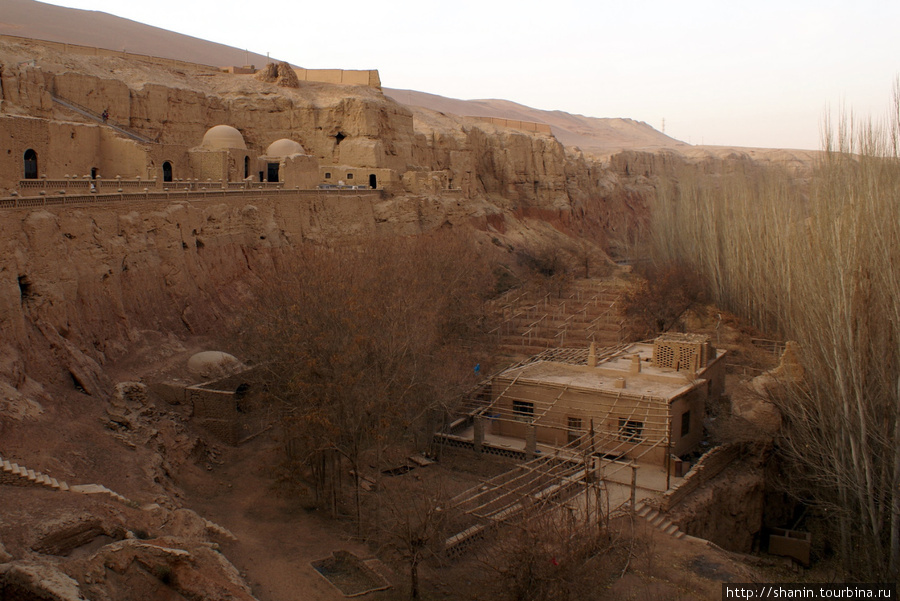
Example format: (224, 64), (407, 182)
(383, 88), (688, 154)
(0, 0), (272, 68)
(3, 0), (689, 154)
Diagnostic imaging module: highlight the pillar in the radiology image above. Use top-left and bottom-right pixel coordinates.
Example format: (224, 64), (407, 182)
(525, 424), (537, 460)
(473, 416), (484, 456)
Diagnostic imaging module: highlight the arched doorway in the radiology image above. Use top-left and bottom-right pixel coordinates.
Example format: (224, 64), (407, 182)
(163, 161), (173, 182)
(244, 156), (250, 179)
(23, 149), (38, 180)
(369, 174), (377, 189)
(90, 167), (98, 180)
(267, 163), (279, 183)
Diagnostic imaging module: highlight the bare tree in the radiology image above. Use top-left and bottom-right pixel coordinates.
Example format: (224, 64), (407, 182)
(642, 85), (900, 578)
(372, 476), (450, 600)
(229, 231), (498, 524)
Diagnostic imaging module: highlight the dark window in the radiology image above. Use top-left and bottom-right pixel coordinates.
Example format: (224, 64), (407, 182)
(162, 161), (173, 182)
(90, 167), (98, 180)
(512, 400), (534, 422)
(23, 149), (38, 179)
(618, 418), (643, 442)
(567, 416), (583, 444)
(369, 173), (377, 189)
(324, 172), (331, 179)
(681, 410), (691, 437)
(267, 163), (280, 183)
(346, 173), (353, 180)
(244, 156), (250, 179)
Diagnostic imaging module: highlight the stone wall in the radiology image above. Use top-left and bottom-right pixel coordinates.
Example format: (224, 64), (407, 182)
(0, 116), (154, 191)
(660, 443), (740, 511)
(293, 68), (381, 88)
(469, 116), (552, 134)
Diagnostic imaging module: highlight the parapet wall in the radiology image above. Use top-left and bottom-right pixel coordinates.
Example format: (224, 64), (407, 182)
(0, 35), (383, 89)
(469, 116), (552, 134)
(293, 68), (381, 88)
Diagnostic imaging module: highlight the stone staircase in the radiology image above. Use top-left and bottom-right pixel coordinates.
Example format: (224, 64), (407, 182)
(1, 453), (131, 505)
(51, 95), (156, 145)
(635, 502), (686, 539)
(490, 278), (629, 355)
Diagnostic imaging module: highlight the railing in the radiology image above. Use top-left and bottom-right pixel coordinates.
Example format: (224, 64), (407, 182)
(17, 178), (158, 191)
(13, 178), (289, 196)
(0, 187), (382, 210)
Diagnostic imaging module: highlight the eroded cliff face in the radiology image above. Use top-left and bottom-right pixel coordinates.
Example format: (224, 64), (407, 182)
(0, 191), (520, 392)
(0, 43), (647, 211)
(0, 40), (664, 393)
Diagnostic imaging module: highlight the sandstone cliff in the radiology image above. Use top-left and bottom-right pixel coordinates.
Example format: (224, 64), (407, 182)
(0, 38), (663, 391)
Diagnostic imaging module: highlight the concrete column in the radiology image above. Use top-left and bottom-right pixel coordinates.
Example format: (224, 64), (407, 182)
(473, 416), (484, 456)
(525, 424), (537, 460)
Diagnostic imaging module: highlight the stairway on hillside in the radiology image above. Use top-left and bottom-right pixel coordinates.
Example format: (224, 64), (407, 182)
(635, 502), (687, 540)
(489, 278), (629, 355)
(51, 96), (155, 144)
(1, 452), (131, 504)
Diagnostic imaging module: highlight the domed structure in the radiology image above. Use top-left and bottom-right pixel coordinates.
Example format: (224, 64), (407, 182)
(187, 351), (244, 379)
(265, 138), (306, 157)
(200, 125), (247, 150)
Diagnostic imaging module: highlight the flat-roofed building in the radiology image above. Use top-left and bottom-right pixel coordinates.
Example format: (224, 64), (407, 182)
(483, 333), (726, 468)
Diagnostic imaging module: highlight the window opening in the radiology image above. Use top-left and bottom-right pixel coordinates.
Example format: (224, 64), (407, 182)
(512, 400), (534, 422)
(618, 418), (644, 442)
(681, 410), (691, 437)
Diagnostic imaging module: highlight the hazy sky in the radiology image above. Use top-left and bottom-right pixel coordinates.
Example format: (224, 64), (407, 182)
(38, 0), (900, 150)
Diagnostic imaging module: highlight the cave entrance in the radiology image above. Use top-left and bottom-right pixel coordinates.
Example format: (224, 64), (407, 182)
(162, 161), (173, 182)
(23, 149), (38, 179)
(267, 163), (280, 183)
(369, 173), (377, 189)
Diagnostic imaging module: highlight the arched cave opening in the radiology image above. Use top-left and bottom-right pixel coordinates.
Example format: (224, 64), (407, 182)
(17, 274), (33, 304)
(23, 149), (38, 179)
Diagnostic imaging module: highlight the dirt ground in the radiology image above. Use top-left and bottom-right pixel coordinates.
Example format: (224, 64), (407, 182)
(0, 329), (794, 601)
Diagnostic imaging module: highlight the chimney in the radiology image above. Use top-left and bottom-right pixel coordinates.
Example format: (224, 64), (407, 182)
(587, 342), (597, 368)
(630, 354), (641, 374)
(614, 377), (626, 389)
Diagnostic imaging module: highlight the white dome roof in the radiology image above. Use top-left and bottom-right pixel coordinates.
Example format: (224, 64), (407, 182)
(265, 138), (306, 157)
(200, 125), (247, 150)
(187, 351), (243, 379)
